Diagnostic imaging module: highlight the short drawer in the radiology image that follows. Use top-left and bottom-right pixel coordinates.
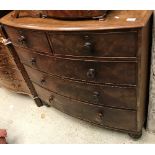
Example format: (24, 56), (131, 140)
(15, 47), (137, 85)
(49, 31), (137, 57)
(25, 65), (137, 110)
(34, 83), (137, 131)
(4, 26), (51, 53)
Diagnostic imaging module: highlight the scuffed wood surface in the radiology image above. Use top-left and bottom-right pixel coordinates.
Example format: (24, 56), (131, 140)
(0, 11), (153, 31)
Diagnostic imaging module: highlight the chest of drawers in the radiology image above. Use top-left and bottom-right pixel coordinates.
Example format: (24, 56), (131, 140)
(0, 10), (153, 138)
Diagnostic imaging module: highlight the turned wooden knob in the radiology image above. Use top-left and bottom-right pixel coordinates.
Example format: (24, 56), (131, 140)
(30, 58), (36, 65)
(93, 91), (100, 102)
(87, 68), (95, 79)
(84, 42), (92, 53)
(40, 77), (46, 85)
(98, 112), (104, 120)
(49, 95), (54, 103)
(18, 35), (26, 44)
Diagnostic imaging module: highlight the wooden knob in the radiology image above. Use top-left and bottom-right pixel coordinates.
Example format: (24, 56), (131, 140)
(84, 42), (92, 53)
(98, 112), (103, 120)
(87, 68), (95, 79)
(40, 77), (46, 85)
(93, 91), (100, 102)
(49, 95), (54, 103)
(30, 58), (36, 65)
(18, 35), (26, 44)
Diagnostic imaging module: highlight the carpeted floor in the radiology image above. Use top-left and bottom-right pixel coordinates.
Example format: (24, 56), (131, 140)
(0, 87), (155, 144)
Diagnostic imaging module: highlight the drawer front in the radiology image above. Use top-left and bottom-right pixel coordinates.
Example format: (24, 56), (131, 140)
(4, 26), (51, 53)
(0, 67), (30, 93)
(34, 83), (137, 131)
(25, 65), (137, 110)
(15, 47), (137, 85)
(49, 31), (137, 57)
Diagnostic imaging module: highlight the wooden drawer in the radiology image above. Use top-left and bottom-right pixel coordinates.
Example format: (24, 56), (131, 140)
(49, 31), (137, 57)
(25, 65), (137, 110)
(4, 26), (51, 54)
(15, 47), (137, 85)
(34, 83), (137, 131)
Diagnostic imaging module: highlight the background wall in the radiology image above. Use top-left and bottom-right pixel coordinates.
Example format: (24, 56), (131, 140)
(147, 11), (155, 132)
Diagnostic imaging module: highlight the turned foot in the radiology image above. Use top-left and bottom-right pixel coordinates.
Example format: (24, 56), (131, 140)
(128, 131), (142, 139)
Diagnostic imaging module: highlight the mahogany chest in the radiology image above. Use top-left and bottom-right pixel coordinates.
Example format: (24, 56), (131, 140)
(0, 11), (153, 138)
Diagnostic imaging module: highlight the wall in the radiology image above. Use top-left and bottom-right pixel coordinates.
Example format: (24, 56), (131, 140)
(147, 11), (155, 132)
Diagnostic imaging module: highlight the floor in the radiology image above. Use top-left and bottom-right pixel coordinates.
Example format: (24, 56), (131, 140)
(0, 87), (155, 144)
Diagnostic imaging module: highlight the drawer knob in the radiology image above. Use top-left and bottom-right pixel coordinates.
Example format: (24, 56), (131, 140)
(87, 69), (95, 79)
(18, 35), (26, 44)
(93, 91), (100, 102)
(49, 95), (54, 103)
(84, 42), (92, 53)
(98, 112), (104, 120)
(30, 58), (36, 65)
(40, 77), (46, 85)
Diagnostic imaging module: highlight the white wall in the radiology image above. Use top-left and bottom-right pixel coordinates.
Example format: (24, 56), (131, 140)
(147, 11), (155, 132)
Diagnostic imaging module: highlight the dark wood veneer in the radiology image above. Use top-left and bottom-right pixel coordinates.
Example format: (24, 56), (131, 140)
(0, 10), (153, 138)
(50, 31), (138, 57)
(14, 46), (137, 86)
(25, 65), (137, 110)
(4, 26), (51, 54)
(34, 83), (137, 132)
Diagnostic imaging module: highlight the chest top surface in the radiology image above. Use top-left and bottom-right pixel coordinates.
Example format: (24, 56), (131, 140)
(0, 11), (153, 31)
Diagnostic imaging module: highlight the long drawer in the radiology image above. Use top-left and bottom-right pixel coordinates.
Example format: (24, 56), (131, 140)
(33, 83), (137, 131)
(25, 65), (137, 110)
(49, 31), (138, 58)
(15, 46), (137, 85)
(4, 26), (51, 54)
